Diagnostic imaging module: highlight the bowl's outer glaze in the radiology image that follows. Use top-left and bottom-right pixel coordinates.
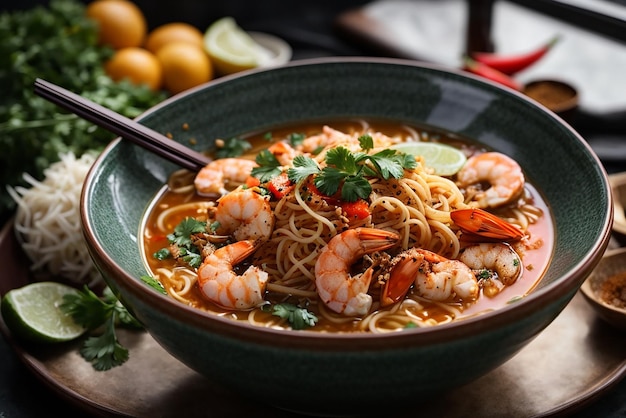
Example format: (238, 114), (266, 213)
(82, 58), (612, 415)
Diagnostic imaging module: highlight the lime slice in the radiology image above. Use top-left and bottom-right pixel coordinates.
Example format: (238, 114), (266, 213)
(1, 282), (86, 343)
(391, 142), (467, 176)
(204, 17), (261, 75)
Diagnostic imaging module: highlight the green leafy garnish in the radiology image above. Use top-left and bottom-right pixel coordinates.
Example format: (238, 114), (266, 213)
(287, 145), (417, 202)
(214, 137), (252, 158)
(60, 286), (142, 371)
(156, 217), (207, 269)
(167, 217), (206, 247)
(263, 303), (318, 330)
(287, 132), (306, 147)
(140, 275), (167, 295)
(250, 149), (282, 182)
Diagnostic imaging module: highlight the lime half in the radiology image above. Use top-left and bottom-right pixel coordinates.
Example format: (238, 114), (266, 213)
(391, 142), (467, 176)
(1, 282), (86, 343)
(204, 17), (261, 75)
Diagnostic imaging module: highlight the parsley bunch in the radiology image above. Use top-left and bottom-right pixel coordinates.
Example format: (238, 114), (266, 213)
(60, 286), (142, 371)
(287, 135), (417, 202)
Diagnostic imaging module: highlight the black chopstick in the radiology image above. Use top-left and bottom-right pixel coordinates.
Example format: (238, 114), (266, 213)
(33, 78), (212, 172)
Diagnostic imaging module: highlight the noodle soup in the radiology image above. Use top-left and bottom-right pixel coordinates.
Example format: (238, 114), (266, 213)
(140, 119), (554, 333)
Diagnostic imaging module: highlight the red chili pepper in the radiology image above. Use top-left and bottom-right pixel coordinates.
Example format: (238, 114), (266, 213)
(341, 199), (370, 221)
(462, 57), (522, 91)
(470, 36), (559, 75)
(267, 172), (295, 199)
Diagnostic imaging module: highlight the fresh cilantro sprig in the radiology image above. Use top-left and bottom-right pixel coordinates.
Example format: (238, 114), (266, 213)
(287, 135), (417, 202)
(60, 286), (142, 371)
(263, 303), (318, 330)
(156, 217), (207, 269)
(250, 149), (282, 182)
(214, 137), (252, 158)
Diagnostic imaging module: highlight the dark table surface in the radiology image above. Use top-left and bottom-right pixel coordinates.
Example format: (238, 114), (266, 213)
(1, 0), (625, 416)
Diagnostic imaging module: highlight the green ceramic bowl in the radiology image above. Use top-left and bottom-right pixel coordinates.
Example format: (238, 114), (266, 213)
(81, 58), (612, 416)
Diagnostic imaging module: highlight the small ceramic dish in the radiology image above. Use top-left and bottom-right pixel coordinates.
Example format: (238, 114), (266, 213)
(250, 32), (292, 67)
(523, 79), (579, 123)
(581, 247), (626, 330)
(609, 172), (626, 237)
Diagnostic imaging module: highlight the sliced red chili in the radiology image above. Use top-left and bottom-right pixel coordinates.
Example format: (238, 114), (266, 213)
(267, 172), (295, 199)
(341, 199), (370, 221)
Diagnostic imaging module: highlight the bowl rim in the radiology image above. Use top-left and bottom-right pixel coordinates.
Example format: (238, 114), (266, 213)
(81, 56), (614, 348)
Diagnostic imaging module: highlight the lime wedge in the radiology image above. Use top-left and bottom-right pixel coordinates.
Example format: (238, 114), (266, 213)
(391, 142), (467, 176)
(204, 17), (261, 75)
(1, 282), (86, 343)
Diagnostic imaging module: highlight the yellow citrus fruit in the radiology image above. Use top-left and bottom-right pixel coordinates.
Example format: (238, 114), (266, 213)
(156, 42), (213, 95)
(203, 17), (260, 75)
(86, 0), (147, 49)
(105, 47), (162, 91)
(145, 22), (205, 54)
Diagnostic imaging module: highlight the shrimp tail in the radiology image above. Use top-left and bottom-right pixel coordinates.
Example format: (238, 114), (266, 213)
(381, 248), (444, 306)
(451, 208), (524, 241)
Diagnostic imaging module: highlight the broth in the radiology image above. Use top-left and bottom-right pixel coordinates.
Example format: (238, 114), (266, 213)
(140, 119), (554, 332)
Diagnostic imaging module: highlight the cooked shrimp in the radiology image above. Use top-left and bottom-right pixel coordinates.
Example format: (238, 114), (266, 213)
(456, 152), (525, 208)
(197, 240), (267, 310)
(458, 243), (522, 287)
(194, 158), (257, 196)
(382, 248), (478, 305)
(214, 188), (274, 242)
(299, 125), (359, 153)
(267, 141), (298, 166)
(315, 228), (399, 316)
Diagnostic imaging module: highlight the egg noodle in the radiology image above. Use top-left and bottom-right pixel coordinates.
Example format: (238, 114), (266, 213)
(143, 121), (548, 333)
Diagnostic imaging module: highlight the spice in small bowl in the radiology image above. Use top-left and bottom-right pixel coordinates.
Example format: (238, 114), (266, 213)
(523, 79), (579, 121)
(581, 247), (626, 330)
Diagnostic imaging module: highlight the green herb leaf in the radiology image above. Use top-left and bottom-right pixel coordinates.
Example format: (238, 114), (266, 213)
(287, 155), (321, 184)
(140, 275), (167, 295)
(79, 315), (129, 371)
(170, 218), (206, 247)
(60, 285), (141, 371)
(270, 303), (318, 330)
(251, 149), (282, 182)
(215, 137), (251, 158)
(287, 132), (306, 147)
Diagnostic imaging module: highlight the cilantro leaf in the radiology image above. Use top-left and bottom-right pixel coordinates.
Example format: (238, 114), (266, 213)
(60, 285), (141, 371)
(269, 303), (318, 330)
(140, 275), (168, 295)
(251, 149), (282, 182)
(79, 315), (129, 371)
(358, 134), (374, 151)
(287, 132), (306, 147)
(287, 155), (321, 184)
(214, 137), (251, 158)
(169, 217), (206, 247)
